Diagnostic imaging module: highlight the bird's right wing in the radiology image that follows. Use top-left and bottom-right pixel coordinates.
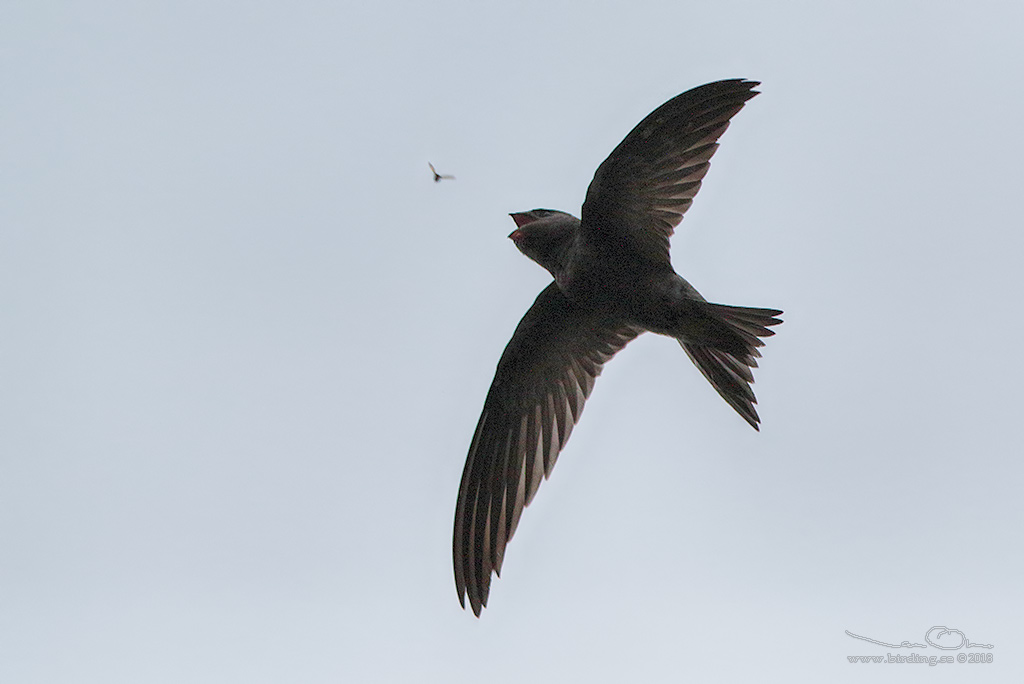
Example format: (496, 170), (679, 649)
(581, 79), (759, 264)
(454, 282), (639, 616)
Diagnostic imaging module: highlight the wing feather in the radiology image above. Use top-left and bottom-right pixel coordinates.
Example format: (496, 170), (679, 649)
(581, 80), (760, 264)
(453, 283), (639, 615)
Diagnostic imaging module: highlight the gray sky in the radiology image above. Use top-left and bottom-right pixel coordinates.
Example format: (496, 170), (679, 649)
(3, 1), (1023, 682)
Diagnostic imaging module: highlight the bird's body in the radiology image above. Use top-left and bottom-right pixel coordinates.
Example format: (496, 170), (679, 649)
(454, 79), (782, 616)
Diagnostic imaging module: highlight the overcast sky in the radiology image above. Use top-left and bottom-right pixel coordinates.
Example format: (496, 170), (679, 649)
(3, 1), (1023, 682)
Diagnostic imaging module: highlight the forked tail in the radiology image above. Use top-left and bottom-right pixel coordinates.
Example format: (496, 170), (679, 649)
(679, 303), (783, 429)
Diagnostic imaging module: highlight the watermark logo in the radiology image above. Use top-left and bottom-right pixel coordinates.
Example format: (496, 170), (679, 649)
(846, 626), (994, 666)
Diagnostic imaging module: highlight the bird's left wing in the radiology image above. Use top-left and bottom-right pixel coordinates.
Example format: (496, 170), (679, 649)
(454, 282), (639, 616)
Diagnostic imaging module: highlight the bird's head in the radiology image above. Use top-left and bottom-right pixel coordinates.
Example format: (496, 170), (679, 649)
(508, 209), (579, 279)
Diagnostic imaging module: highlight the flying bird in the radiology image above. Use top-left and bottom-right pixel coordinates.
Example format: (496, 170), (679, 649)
(453, 79), (782, 616)
(429, 162), (455, 182)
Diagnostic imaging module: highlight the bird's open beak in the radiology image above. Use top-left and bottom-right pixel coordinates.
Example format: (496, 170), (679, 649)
(508, 229), (525, 244)
(509, 212), (532, 228)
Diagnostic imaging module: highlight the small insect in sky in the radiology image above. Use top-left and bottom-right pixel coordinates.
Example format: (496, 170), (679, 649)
(429, 162), (455, 182)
